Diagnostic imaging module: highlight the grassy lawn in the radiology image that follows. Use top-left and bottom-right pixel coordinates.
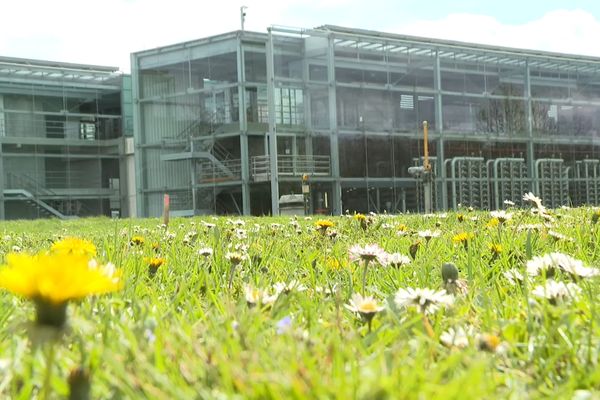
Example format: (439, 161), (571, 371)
(1, 202), (600, 399)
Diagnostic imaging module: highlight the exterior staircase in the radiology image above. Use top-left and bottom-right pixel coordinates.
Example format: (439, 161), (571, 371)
(3, 189), (69, 219)
(3, 173), (77, 219)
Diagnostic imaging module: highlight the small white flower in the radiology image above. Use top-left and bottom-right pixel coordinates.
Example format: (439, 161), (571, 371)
(243, 284), (278, 306)
(384, 253), (411, 268)
(503, 200), (516, 207)
(440, 326), (473, 349)
(345, 293), (385, 318)
(503, 268), (524, 286)
(532, 281), (581, 303)
(197, 247), (214, 257)
(417, 230), (441, 240)
(273, 280), (308, 295)
(517, 224), (544, 232)
(202, 222), (217, 229)
(228, 219), (245, 227)
(523, 192), (543, 208)
(527, 252), (600, 279)
(314, 285), (338, 296)
(394, 287), (453, 314)
(490, 210), (513, 223)
(348, 244), (388, 265)
(226, 251), (247, 265)
(548, 230), (573, 242)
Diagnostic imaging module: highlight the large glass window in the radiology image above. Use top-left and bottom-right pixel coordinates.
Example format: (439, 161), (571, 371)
(274, 87), (304, 126)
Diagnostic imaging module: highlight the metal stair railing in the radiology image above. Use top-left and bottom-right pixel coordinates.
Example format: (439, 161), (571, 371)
(3, 188), (67, 219)
(5, 172), (98, 218)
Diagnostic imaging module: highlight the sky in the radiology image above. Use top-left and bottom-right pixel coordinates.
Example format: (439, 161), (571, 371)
(2, 0), (600, 73)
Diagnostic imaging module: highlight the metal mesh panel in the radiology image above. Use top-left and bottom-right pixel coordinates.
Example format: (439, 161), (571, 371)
(447, 157), (490, 209)
(570, 160), (600, 206)
(489, 158), (529, 208)
(535, 159), (569, 208)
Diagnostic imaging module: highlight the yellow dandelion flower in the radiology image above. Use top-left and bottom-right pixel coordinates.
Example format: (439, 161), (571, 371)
(131, 235), (145, 246)
(486, 217), (499, 228)
(354, 213), (367, 222)
(145, 257), (165, 276)
(0, 252), (121, 327)
(452, 232), (474, 250)
(0, 252), (121, 304)
(397, 224), (409, 232)
(452, 232), (474, 245)
(315, 220), (335, 230)
(51, 237), (96, 257)
(489, 243), (503, 255)
(326, 257), (344, 271)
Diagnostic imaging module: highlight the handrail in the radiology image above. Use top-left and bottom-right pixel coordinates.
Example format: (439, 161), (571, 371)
(251, 155), (331, 179)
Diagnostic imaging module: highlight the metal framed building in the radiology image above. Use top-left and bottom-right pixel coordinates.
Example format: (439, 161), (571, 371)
(131, 25), (600, 216)
(0, 56), (135, 220)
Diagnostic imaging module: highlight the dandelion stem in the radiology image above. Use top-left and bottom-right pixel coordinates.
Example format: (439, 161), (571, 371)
(467, 241), (473, 283)
(42, 343), (56, 400)
(361, 259), (370, 295)
(422, 315), (435, 339)
(228, 264), (236, 291)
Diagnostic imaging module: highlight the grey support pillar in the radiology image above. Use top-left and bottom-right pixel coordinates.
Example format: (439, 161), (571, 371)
(266, 28), (280, 215)
(0, 142), (4, 220)
(0, 93), (4, 219)
(525, 61), (536, 193)
(237, 34), (251, 215)
(434, 49), (447, 210)
(131, 53), (145, 217)
(327, 34), (342, 215)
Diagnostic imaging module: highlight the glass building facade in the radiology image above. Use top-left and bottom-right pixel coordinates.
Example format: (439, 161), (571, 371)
(131, 25), (600, 216)
(0, 56), (134, 220)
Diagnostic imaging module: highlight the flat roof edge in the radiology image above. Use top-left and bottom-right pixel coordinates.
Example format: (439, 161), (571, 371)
(0, 55), (119, 73)
(132, 30), (267, 57)
(317, 25), (600, 63)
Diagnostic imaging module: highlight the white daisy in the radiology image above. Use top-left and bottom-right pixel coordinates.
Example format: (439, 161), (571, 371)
(440, 326), (473, 349)
(226, 251), (248, 265)
(348, 244), (388, 265)
(384, 253), (411, 268)
(243, 284), (278, 307)
(394, 287), (453, 314)
(417, 230), (441, 241)
(503, 268), (524, 286)
(272, 280), (308, 295)
(345, 293), (385, 322)
(532, 281), (581, 304)
(523, 192), (543, 209)
(197, 247), (213, 257)
(490, 210), (513, 223)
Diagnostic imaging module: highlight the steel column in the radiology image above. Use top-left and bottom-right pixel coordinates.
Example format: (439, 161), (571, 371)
(434, 49), (446, 210)
(237, 35), (251, 215)
(525, 61), (536, 194)
(131, 53), (145, 217)
(327, 34), (342, 215)
(266, 29), (280, 215)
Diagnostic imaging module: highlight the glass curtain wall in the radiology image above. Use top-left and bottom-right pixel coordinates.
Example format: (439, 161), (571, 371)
(0, 68), (123, 219)
(333, 35), (437, 213)
(136, 39), (241, 216)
